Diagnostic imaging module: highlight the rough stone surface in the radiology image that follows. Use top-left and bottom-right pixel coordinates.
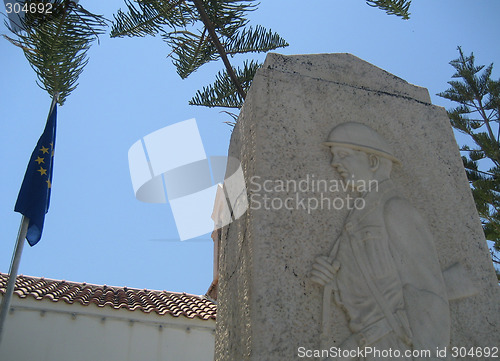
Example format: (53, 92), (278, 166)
(214, 53), (500, 361)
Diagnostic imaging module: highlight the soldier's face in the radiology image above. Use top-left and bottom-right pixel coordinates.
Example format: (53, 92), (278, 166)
(330, 146), (374, 186)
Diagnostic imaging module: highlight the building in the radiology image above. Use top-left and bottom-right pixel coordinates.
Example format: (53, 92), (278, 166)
(0, 273), (216, 361)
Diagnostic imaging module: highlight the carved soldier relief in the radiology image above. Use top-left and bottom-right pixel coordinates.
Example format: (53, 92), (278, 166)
(311, 122), (477, 361)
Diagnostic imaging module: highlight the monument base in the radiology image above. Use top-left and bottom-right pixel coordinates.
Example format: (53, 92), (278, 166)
(215, 53), (500, 361)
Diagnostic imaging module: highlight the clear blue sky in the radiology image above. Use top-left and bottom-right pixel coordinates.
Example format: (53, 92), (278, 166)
(1, 1), (499, 295)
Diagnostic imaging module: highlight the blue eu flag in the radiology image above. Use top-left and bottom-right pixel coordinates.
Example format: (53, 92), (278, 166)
(14, 104), (57, 246)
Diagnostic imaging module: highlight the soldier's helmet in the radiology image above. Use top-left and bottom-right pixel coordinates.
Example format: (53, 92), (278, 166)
(323, 122), (400, 165)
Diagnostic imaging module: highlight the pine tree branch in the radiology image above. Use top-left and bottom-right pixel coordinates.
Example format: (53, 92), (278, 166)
(477, 97), (497, 146)
(497, 117), (500, 144)
(49, 0), (72, 97)
(111, 0), (288, 110)
(191, 0), (246, 100)
(467, 168), (496, 178)
(186, 27), (209, 74)
(491, 250), (500, 265)
(111, 0), (189, 38)
(5, 0), (107, 104)
(224, 25), (288, 55)
(365, 0), (411, 19)
(189, 60), (259, 108)
(164, 29), (218, 78)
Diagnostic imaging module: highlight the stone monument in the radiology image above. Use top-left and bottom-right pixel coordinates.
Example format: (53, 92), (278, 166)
(214, 53), (500, 361)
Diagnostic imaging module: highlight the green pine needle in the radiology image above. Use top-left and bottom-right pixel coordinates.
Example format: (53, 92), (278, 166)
(189, 60), (260, 108)
(111, 0), (192, 38)
(111, 0), (288, 109)
(366, 0), (411, 20)
(164, 24), (287, 79)
(164, 29), (218, 79)
(4, 0), (107, 105)
(224, 25), (289, 55)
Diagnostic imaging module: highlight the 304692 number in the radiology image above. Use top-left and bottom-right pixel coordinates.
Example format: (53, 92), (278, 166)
(5, 1), (53, 15)
(451, 346), (499, 358)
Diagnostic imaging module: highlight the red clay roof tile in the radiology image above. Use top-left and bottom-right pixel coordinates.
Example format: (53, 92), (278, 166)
(0, 273), (216, 320)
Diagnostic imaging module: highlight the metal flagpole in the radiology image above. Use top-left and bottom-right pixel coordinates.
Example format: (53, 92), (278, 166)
(0, 92), (58, 347)
(0, 216), (29, 346)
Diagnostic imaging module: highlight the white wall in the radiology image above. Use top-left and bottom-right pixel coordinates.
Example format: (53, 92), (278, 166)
(0, 296), (215, 361)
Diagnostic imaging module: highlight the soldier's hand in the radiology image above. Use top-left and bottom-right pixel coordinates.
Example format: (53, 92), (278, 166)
(310, 256), (339, 286)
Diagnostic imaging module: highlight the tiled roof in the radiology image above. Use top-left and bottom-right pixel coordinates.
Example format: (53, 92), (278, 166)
(0, 273), (216, 320)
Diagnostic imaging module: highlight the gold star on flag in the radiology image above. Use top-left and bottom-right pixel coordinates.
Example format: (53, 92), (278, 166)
(40, 146), (49, 154)
(37, 167), (47, 176)
(46, 179), (51, 188)
(35, 156), (45, 164)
